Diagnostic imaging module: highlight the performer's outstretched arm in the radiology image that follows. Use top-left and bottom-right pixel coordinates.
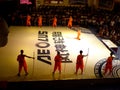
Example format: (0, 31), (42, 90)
(25, 55), (34, 59)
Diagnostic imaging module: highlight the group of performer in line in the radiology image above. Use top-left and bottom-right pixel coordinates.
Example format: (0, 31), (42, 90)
(26, 14), (73, 28)
(52, 50), (115, 76)
(52, 50), (88, 75)
(17, 49), (114, 77)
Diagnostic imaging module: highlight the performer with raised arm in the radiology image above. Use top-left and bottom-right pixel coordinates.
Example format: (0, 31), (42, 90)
(75, 50), (88, 75)
(17, 49), (34, 76)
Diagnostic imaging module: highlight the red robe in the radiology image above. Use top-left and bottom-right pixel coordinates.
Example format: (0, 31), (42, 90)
(67, 16), (73, 28)
(26, 15), (31, 26)
(52, 17), (57, 27)
(53, 54), (62, 73)
(38, 16), (42, 27)
(76, 54), (84, 74)
(17, 54), (28, 74)
(104, 56), (114, 74)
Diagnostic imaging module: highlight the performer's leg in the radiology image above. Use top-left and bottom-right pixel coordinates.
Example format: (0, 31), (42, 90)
(108, 66), (112, 75)
(75, 64), (79, 74)
(58, 63), (61, 74)
(53, 63), (57, 74)
(23, 61), (28, 76)
(80, 65), (84, 75)
(104, 66), (108, 75)
(18, 64), (22, 76)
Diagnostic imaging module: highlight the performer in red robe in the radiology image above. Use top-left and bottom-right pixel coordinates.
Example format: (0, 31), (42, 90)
(67, 16), (73, 28)
(53, 51), (62, 74)
(76, 29), (81, 40)
(52, 16), (57, 27)
(38, 15), (42, 27)
(17, 50), (34, 76)
(26, 14), (31, 26)
(75, 50), (88, 75)
(104, 52), (114, 75)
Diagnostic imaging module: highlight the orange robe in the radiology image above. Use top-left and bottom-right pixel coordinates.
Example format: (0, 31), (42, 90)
(17, 54), (28, 74)
(26, 15), (31, 26)
(104, 56), (114, 74)
(67, 16), (73, 28)
(53, 54), (62, 73)
(52, 17), (57, 27)
(38, 16), (42, 27)
(76, 30), (81, 40)
(76, 54), (84, 74)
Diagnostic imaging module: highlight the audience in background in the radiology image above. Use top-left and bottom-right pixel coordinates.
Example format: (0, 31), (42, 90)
(2, 5), (120, 46)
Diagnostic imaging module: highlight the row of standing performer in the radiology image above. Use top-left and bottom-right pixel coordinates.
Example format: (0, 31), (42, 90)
(17, 49), (114, 77)
(26, 14), (73, 28)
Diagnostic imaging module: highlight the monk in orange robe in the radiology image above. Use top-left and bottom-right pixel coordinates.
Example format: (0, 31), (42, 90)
(75, 50), (88, 75)
(26, 14), (31, 26)
(38, 15), (42, 27)
(104, 52), (114, 75)
(76, 29), (81, 40)
(53, 51), (62, 74)
(52, 16), (57, 27)
(67, 16), (73, 28)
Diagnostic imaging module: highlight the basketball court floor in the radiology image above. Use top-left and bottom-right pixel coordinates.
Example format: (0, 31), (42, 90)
(0, 26), (119, 82)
